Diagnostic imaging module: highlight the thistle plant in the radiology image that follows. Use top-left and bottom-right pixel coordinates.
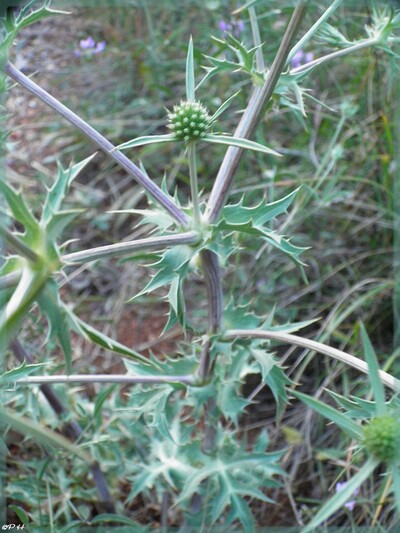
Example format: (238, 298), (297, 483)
(1, 1), (400, 531)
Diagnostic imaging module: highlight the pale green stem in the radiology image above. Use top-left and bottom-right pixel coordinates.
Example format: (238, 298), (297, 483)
(188, 142), (201, 227)
(62, 230), (200, 264)
(15, 374), (195, 385)
(292, 37), (380, 75)
(223, 329), (400, 392)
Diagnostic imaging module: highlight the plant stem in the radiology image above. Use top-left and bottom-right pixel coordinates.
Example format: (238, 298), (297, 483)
(223, 329), (400, 392)
(198, 249), (223, 454)
(5, 61), (189, 228)
(62, 230), (200, 264)
(205, 1), (307, 223)
(188, 142), (201, 227)
(200, 249), (223, 335)
(292, 37), (380, 75)
(15, 373), (195, 385)
(0, 225), (39, 262)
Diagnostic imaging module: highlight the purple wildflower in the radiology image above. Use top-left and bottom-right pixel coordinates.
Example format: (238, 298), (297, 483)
(335, 481), (360, 511)
(304, 51), (314, 63)
(79, 36), (96, 49)
(233, 19), (244, 37)
(94, 41), (107, 54)
(218, 18), (244, 37)
(74, 36), (107, 58)
(218, 20), (232, 33)
(290, 49), (314, 69)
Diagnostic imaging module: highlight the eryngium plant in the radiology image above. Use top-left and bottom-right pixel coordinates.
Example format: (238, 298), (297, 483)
(1, 1), (400, 531)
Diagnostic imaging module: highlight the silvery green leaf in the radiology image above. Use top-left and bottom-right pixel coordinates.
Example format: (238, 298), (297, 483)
(64, 305), (156, 367)
(116, 134), (175, 151)
(222, 188), (299, 226)
(267, 365), (292, 417)
(292, 390), (363, 441)
(360, 321), (386, 416)
(186, 36), (195, 101)
(203, 133), (281, 156)
(0, 180), (40, 243)
(129, 245), (195, 331)
(223, 299), (261, 330)
(37, 279), (71, 372)
(0, 361), (47, 385)
(45, 210), (83, 241)
(41, 154), (96, 226)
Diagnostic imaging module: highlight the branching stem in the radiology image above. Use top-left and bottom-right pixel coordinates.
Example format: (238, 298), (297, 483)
(224, 329), (400, 392)
(62, 230), (200, 264)
(15, 373), (195, 385)
(205, 1), (307, 223)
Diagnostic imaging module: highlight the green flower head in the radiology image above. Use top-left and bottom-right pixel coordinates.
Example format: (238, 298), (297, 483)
(363, 415), (400, 462)
(167, 100), (211, 142)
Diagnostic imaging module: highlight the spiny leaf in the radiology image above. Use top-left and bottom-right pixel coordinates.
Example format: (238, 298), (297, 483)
(37, 278), (71, 372)
(250, 348), (275, 380)
(0, 361), (48, 385)
(223, 299), (261, 330)
(64, 305), (156, 367)
(0, 180), (40, 240)
(45, 210), (83, 241)
(327, 390), (380, 419)
(124, 351), (198, 378)
(263, 362), (292, 417)
(221, 188), (300, 226)
(16, 3), (70, 31)
(218, 381), (251, 426)
(260, 317), (320, 333)
(129, 245), (196, 331)
(262, 231), (307, 266)
(41, 154), (96, 226)
(130, 386), (176, 442)
(292, 390), (364, 441)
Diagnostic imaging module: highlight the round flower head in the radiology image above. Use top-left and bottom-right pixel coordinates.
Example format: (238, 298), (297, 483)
(167, 100), (211, 142)
(363, 415), (400, 462)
